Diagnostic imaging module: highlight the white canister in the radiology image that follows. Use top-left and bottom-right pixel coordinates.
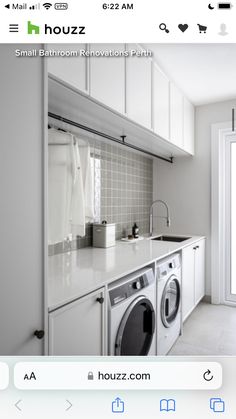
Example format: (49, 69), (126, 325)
(93, 222), (116, 248)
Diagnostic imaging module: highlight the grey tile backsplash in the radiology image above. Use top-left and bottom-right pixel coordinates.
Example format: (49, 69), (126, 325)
(49, 139), (153, 256)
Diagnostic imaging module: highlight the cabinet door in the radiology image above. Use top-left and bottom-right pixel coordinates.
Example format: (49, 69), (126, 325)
(126, 44), (152, 129)
(90, 43), (125, 113)
(182, 245), (195, 322)
(183, 97), (195, 155)
(49, 288), (105, 355)
(194, 239), (206, 304)
(170, 83), (184, 148)
(47, 44), (88, 93)
(153, 64), (169, 139)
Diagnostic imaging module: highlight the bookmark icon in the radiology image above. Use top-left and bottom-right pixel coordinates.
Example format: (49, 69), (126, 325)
(160, 399), (176, 412)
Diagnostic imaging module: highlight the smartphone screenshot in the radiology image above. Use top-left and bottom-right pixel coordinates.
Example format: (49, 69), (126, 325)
(0, 0), (236, 417)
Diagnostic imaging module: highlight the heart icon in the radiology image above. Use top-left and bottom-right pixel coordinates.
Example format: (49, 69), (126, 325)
(178, 24), (189, 32)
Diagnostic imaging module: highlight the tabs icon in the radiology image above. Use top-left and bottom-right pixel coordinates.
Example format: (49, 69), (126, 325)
(210, 398), (225, 413)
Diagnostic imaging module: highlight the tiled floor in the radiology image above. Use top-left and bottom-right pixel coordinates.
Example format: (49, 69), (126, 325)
(169, 302), (236, 355)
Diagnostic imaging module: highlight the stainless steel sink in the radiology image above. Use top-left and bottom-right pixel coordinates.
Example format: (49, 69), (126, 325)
(151, 235), (191, 243)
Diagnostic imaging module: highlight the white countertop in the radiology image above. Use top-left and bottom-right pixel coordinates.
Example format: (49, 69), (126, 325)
(48, 235), (204, 312)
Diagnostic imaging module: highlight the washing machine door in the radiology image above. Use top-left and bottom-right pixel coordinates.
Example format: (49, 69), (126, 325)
(161, 275), (180, 328)
(115, 296), (155, 356)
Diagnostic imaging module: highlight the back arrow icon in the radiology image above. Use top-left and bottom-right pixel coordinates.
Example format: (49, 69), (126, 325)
(15, 400), (22, 411)
(65, 400), (72, 411)
(203, 369), (214, 381)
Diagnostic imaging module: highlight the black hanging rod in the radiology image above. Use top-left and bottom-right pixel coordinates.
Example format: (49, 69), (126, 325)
(48, 112), (173, 164)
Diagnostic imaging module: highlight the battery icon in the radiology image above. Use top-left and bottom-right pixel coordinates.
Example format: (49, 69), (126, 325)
(218, 2), (233, 8)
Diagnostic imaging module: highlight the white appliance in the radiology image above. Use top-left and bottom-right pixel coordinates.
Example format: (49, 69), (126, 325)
(108, 267), (156, 355)
(156, 253), (181, 355)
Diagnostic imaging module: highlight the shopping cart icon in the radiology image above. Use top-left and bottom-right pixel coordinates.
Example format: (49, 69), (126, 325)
(197, 24), (207, 33)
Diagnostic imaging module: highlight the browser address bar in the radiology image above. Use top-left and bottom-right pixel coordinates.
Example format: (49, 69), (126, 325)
(14, 362), (222, 390)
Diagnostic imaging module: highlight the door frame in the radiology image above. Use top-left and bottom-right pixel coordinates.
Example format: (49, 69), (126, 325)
(225, 136), (236, 302)
(211, 122), (236, 306)
(43, 54), (49, 354)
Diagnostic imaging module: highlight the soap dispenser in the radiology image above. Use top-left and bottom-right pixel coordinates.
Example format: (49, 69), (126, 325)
(132, 222), (139, 239)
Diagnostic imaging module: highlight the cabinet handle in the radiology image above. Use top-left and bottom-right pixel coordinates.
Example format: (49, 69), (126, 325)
(193, 246), (196, 250)
(195, 245), (200, 249)
(34, 330), (45, 340)
(96, 297), (104, 304)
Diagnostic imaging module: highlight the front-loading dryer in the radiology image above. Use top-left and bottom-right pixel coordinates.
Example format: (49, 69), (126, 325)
(156, 253), (181, 355)
(108, 267), (156, 355)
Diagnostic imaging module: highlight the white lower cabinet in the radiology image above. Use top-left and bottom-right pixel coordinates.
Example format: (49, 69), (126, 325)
(49, 288), (105, 355)
(182, 239), (205, 322)
(194, 239), (206, 305)
(182, 244), (195, 322)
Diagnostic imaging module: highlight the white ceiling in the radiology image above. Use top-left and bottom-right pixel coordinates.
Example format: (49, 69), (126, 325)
(144, 44), (236, 106)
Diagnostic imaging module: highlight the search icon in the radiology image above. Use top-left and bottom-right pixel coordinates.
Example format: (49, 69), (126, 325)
(159, 23), (170, 33)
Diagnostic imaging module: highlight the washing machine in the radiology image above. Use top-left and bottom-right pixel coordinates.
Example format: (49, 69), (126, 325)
(108, 267), (156, 355)
(156, 253), (181, 355)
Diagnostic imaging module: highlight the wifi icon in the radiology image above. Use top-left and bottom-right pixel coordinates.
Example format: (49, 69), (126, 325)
(43, 2), (52, 9)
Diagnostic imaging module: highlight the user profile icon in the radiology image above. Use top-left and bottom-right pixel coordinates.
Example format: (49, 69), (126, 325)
(218, 23), (228, 35)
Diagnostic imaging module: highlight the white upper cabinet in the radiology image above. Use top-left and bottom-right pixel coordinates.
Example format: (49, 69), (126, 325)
(47, 44), (87, 93)
(90, 44), (125, 114)
(153, 63), (170, 139)
(126, 44), (152, 129)
(47, 43), (195, 157)
(170, 83), (184, 148)
(183, 97), (195, 155)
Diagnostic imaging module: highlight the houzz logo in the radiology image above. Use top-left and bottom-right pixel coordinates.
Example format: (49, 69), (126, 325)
(44, 24), (85, 35)
(27, 21), (85, 35)
(28, 21), (40, 34)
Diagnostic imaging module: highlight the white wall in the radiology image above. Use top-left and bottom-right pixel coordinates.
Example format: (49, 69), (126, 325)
(0, 45), (45, 354)
(153, 98), (236, 296)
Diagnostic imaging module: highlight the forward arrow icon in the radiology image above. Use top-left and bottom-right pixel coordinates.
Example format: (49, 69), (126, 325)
(65, 400), (72, 411)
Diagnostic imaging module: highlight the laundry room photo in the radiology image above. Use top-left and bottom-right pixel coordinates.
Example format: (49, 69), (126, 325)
(1, 43), (236, 357)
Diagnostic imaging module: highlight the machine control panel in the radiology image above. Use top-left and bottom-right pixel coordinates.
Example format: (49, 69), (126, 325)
(109, 268), (154, 306)
(156, 254), (181, 280)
